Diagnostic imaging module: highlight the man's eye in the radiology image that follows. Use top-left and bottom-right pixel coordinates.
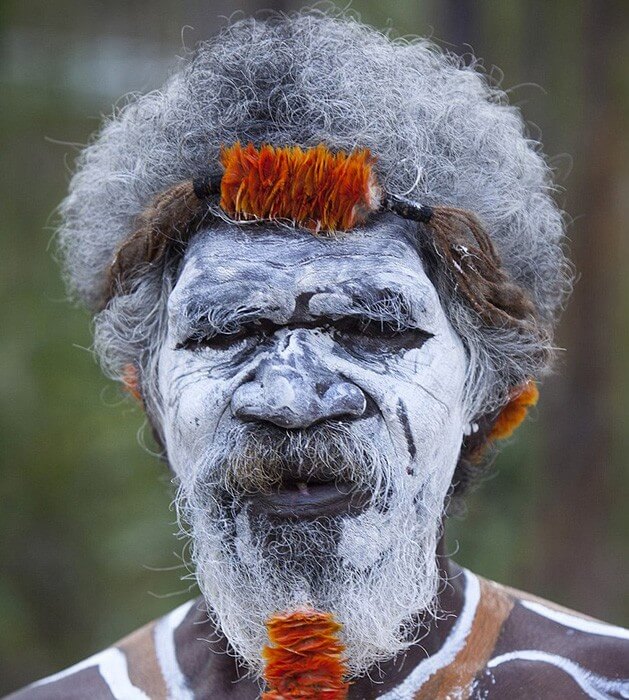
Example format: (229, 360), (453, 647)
(178, 321), (274, 351)
(338, 318), (400, 337)
(333, 318), (434, 351)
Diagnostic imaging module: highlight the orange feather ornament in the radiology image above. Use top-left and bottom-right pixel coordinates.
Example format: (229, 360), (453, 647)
(262, 607), (349, 699)
(489, 380), (539, 441)
(220, 143), (380, 233)
(121, 363), (142, 404)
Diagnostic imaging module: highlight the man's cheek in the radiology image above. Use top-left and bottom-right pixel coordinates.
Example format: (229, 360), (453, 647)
(391, 376), (465, 486)
(161, 369), (226, 459)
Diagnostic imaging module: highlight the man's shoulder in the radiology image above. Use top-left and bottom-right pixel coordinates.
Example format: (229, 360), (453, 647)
(494, 579), (629, 660)
(471, 577), (629, 699)
(5, 599), (201, 700)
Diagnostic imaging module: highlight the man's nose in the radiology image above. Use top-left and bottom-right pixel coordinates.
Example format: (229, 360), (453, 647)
(231, 358), (367, 429)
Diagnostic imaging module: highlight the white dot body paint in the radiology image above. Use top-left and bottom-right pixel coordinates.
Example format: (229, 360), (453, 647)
(157, 216), (470, 678)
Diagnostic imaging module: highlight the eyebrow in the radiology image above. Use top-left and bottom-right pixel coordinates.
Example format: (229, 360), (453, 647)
(333, 288), (421, 330)
(175, 286), (425, 342)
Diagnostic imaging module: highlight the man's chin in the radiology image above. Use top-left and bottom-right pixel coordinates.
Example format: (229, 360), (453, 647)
(190, 501), (443, 681)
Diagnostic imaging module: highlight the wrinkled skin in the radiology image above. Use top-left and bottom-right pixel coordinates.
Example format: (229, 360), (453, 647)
(157, 213), (469, 675)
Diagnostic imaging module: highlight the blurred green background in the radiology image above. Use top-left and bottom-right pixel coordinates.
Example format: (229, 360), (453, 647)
(1, 0), (627, 694)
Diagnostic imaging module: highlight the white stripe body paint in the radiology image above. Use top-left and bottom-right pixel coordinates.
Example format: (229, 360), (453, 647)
(521, 600), (629, 641)
(487, 650), (629, 700)
(154, 599), (196, 700)
(378, 569), (481, 700)
(31, 647), (150, 699)
(98, 650), (152, 700)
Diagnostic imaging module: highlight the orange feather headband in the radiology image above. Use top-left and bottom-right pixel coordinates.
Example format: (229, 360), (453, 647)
(216, 143), (387, 232)
(190, 142), (432, 232)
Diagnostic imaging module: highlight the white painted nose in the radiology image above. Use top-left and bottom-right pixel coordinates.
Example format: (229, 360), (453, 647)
(231, 359), (366, 429)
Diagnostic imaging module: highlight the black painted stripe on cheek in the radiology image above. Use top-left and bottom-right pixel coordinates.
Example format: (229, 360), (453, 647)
(396, 398), (417, 462)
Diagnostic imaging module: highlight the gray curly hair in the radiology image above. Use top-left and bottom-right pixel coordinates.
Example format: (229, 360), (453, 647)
(58, 10), (570, 495)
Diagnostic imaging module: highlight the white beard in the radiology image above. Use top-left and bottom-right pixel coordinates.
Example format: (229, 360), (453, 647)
(176, 422), (448, 679)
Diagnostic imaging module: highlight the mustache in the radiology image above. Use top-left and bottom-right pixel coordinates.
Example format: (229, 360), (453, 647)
(191, 419), (390, 501)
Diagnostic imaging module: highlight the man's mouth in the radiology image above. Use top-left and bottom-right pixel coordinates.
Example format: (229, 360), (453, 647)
(246, 479), (370, 519)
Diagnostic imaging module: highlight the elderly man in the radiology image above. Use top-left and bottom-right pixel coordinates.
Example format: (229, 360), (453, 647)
(9, 11), (628, 700)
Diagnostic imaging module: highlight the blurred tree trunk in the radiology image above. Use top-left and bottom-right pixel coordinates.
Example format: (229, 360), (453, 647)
(180, 0), (296, 47)
(536, 0), (626, 619)
(438, 0), (479, 50)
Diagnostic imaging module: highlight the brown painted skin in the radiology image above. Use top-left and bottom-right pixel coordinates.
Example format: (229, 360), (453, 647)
(6, 547), (629, 700)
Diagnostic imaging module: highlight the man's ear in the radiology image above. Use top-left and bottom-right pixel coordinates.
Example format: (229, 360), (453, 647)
(487, 380), (539, 442)
(122, 363), (142, 404)
(121, 362), (167, 455)
(450, 380), (539, 505)
(459, 380), (539, 464)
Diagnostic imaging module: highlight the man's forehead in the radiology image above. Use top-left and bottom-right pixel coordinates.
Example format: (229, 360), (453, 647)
(176, 215), (429, 292)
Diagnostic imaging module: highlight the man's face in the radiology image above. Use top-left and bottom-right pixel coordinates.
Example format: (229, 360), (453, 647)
(157, 214), (468, 675)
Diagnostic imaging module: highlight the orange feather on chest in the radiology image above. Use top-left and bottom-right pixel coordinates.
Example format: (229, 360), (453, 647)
(262, 607), (349, 699)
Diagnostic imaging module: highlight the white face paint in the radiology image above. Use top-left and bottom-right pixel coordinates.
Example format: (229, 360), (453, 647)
(157, 214), (469, 678)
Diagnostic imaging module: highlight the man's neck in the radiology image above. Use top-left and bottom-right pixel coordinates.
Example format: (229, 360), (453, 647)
(345, 537), (466, 697)
(176, 538), (467, 698)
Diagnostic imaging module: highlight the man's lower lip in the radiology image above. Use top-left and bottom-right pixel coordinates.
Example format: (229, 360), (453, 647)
(245, 482), (370, 519)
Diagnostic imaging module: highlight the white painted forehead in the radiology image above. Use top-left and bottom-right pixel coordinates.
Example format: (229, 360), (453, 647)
(176, 215), (433, 291)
